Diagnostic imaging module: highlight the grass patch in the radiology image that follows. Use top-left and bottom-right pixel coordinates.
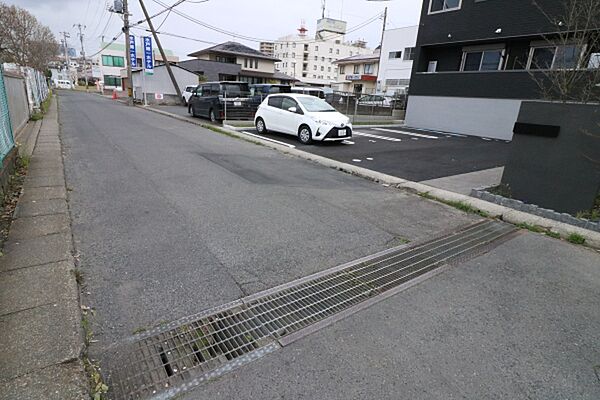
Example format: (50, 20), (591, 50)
(132, 326), (147, 335)
(84, 356), (109, 400)
(418, 192), (490, 218)
(19, 155), (30, 168)
(30, 112), (43, 121)
(567, 233), (586, 245)
(545, 230), (561, 239)
(516, 222), (545, 233)
(487, 183), (512, 198)
(72, 268), (84, 285)
(28, 92), (52, 121)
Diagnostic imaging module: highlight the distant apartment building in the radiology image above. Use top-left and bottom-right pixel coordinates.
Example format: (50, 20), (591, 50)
(378, 25), (418, 95)
(273, 18), (371, 86)
(333, 53), (379, 94)
(405, 0), (600, 140)
(95, 41), (179, 90)
(259, 42), (275, 57)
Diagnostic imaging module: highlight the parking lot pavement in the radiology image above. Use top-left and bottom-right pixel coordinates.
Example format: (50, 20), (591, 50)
(236, 125), (511, 182)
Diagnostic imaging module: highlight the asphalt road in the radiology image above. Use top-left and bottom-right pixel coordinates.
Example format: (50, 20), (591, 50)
(150, 104), (510, 182)
(239, 125), (510, 182)
(59, 92), (600, 400)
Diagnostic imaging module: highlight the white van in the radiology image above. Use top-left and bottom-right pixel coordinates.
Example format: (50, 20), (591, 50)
(56, 80), (73, 89)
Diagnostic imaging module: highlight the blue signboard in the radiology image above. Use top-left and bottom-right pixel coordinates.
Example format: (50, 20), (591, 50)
(143, 36), (153, 75)
(129, 35), (137, 68)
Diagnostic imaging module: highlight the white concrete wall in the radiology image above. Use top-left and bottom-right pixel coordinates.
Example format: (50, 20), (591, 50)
(405, 95), (522, 140)
(379, 26), (418, 95)
(132, 66), (198, 100)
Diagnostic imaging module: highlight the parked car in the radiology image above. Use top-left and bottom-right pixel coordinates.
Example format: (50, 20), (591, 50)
(188, 81), (253, 122)
(254, 94), (352, 145)
(358, 94), (392, 107)
(291, 87), (327, 99)
(182, 85), (198, 105)
(55, 80), (73, 89)
(249, 84), (291, 106)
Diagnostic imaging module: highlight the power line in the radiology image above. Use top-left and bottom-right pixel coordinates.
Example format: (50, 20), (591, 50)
(88, 32), (123, 58)
(150, 0), (382, 45)
(130, 0), (208, 28)
(130, 25), (217, 45)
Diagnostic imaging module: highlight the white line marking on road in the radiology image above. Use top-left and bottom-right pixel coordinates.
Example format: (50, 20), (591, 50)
(372, 127), (439, 139)
(342, 140), (355, 145)
(368, 139), (377, 143)
(404, 126), (466, 137)
(481, 137), (492, 141)
(352, 159), (362, 162)
(354, 131), (402, 142)
(240, 131), (296, 148)
(366, 157), (373, 161)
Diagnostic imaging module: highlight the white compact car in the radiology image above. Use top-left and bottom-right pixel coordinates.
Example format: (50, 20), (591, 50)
(182, 85), (197, 105)
(254, 94), (352, 144)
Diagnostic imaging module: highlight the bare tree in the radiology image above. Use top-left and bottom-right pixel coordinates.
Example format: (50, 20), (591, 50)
(530, 0), (600, 103)
(0, 2), (58, 71)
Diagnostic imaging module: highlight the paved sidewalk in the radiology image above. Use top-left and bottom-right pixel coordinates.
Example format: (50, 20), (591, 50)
(0, 97), (87, 399)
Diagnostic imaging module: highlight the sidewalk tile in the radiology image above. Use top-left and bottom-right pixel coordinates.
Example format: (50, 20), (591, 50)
(0, 261), (76, 316)
(0, 362), (88, 400)
(14, 198), (68, 218)
(0, 233), (72, 272)
(0, 300), (82, 381)
(7, 214), (70, 240)
(20, 186), (66, 202)
(25, 167), (64, 178)
(23, 176), (64, 189)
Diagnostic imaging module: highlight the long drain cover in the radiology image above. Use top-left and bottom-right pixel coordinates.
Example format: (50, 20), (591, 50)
(104, 220), (516, 399)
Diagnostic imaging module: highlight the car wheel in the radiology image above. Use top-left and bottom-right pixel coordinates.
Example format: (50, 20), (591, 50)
(209, 109), (217, 123)
(191, 105), (197, 117)
(298, 125), (312, 145)
(256, 118), (267, 134)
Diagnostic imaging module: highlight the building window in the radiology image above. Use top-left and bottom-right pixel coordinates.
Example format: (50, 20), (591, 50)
(389, 51), (402, 59)
(353, 64), (360, 74)
(315, 45), (319, 51)
(429, 0), (461, 14)
(328, 66), (331, 72)
(254, 59), (259, 69)
(103, 75), (121, 86)
(321, 66), (324, 71)
(216, 55), (236, 64)
(329, 48), (333, 54)
(244, 58), (248, 68)
(314, 56), (318, 61)
(321, 57), (325, 62)
(336, 49), (340, 55)
(527, 44), (582, 70)
(364, 63), (374, 74)
(339, 65), (345, 74)
(461, 47), (504, 71)
(314, 65), (317, 70)
(403, 47), (415, 61)
(293, 43), (296, 48)
(427, 61), (438, 72)
(292, 53), (295, 58)
(102, 55), (124, 67)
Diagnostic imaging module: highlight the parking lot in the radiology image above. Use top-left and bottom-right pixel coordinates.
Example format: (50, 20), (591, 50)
(236, 125), (510, 182)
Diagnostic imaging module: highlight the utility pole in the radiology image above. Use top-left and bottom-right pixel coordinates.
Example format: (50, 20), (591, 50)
(376, 6), (387, 93)
(74, 24), (89, 91)
(138, 0), (183, 103)
(123, 0), (133, 105)
(59, 31), (71, 78)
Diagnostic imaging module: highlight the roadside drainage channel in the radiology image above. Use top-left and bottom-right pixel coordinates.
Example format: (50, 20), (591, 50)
(103, 220), (516, 399)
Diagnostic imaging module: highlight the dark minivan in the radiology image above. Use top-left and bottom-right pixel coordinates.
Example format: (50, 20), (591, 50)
(188, 81), (253, 122)
(249, 84), (291, 105)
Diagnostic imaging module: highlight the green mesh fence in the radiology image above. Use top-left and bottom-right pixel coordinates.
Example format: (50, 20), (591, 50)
(0, 65), (15, 162)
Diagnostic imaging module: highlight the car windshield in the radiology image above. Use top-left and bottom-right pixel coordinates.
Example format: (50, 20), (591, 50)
(297, 96), (336, 112)
(222, 84), (250, 97)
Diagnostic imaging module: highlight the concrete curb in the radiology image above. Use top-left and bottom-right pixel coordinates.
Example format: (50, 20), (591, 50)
(0, 95), (88, 399)
(134, 101), (600, 249)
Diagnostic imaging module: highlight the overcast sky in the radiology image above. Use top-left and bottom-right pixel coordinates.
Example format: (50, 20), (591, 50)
(6, 0), (423, 59)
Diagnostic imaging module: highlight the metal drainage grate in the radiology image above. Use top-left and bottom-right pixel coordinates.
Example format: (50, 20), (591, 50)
(105, 220), (516, 399)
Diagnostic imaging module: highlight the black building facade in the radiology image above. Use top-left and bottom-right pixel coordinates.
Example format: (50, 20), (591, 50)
(405, 0), (599, 139)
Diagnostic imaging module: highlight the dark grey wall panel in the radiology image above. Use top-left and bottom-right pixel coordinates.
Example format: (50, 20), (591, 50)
(501, 101), (600, 214)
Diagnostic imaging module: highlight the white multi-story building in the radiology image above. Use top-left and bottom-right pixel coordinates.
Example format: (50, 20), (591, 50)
(377, 25), (418, 95)
(273, 18), (371, 87)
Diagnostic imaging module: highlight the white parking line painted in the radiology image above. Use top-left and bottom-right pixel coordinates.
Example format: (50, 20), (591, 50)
(241, 131), (296, 148)
(372, 127), (439, 139)
(353, 131), (402, 142)
(342, 140), (355, 145)
(352, 159), (362, 162)
(403, 126), (467, 137)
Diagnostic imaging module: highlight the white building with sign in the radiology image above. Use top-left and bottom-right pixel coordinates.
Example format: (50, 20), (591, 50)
(273, 18), (371, 87)
(333, 53), (380, 94)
